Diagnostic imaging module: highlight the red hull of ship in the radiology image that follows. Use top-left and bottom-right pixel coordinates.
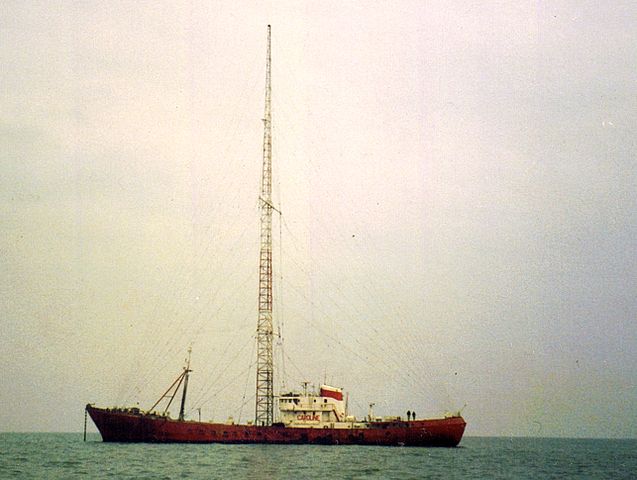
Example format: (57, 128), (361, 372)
(86, 405), (465, 447)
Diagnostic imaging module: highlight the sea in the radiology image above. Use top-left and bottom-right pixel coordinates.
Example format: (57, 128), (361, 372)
(1, 434), (635, 479)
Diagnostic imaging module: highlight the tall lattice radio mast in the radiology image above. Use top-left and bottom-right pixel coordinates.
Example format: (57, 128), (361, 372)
(255, 25), (274, 426)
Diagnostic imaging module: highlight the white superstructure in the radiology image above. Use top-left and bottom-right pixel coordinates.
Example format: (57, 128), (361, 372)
(278, 385), (367, 429)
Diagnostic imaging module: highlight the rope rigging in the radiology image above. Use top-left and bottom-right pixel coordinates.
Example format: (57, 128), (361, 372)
(111, 25), (458, 423)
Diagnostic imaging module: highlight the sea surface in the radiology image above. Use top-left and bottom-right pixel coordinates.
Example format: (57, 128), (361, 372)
(1, 433), (635, 479)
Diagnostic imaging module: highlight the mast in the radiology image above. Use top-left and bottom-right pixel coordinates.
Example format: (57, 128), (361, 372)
(147, 348), (192, 418)
(255, 24), (274, 426)
(178, 347), (192, 421)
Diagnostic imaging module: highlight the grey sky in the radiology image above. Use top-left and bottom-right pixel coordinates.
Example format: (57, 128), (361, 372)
(1, 1), (635, 438)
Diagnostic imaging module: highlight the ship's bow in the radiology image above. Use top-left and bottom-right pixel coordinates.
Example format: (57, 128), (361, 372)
(85, 404), (146, 442)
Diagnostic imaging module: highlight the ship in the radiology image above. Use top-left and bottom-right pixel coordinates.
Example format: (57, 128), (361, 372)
(85, 25), (466, 447)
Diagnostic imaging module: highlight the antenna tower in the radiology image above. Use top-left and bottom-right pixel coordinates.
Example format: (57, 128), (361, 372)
(255, 25), (274, 426)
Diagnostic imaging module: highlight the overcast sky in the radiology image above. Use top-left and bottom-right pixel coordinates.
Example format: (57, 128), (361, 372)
(2, 1), (636, 438)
